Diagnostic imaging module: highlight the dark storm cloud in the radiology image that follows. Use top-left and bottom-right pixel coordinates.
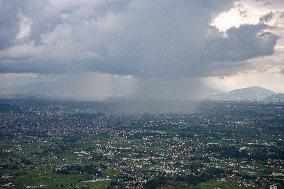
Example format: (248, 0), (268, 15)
(0, 0), (21, 49)
(0, 0), (279, 78)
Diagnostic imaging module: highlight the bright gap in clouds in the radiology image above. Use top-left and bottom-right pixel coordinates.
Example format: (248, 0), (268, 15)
(211, 2), (268, 32)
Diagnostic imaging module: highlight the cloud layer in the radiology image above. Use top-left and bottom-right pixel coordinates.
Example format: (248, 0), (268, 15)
(0, 0), (279, 78)
(0, 0), (283, 104)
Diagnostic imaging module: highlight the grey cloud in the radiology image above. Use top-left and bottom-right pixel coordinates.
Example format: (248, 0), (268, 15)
(213, 24), (278, 61)
(0, 0), (279, 79)
(0, 0), (21, 49)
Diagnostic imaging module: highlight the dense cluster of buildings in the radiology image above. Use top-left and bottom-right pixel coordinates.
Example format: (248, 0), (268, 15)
(0, 100), (283, 188)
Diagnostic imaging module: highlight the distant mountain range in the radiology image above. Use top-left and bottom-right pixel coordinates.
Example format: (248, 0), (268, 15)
(1, 86), (284, 104)
(211, 86), (284, 102)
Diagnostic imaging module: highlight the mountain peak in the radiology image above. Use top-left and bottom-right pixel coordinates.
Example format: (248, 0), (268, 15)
(209, 86), (275, 101)
(224, 86), (275, 100)
(230, 86), (274, 93)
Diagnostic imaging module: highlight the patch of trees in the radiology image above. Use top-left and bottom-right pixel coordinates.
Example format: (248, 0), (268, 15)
(56, 164), (102, 176)
(144, 176), (166, 189)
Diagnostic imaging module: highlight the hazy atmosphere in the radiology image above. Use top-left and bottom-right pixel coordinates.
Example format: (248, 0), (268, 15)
(1, 1), (284, 188)
(0, 0), (284, 100)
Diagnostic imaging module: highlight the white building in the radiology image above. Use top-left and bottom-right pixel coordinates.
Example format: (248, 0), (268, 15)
(270, 184), (277, 189)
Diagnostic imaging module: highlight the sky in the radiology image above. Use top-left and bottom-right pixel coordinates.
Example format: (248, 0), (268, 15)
(0, 0), (284, 100)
